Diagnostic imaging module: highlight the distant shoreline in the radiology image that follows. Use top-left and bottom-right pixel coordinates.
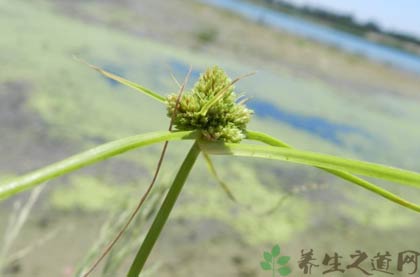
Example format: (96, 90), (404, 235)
(247, 0), (420, 56)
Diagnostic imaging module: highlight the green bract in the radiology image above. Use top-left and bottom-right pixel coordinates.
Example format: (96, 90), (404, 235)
(166, 66), (253, 143)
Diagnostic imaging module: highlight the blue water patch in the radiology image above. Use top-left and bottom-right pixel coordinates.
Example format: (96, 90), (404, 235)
(98, 64), (126, 87)
(168, 60), (202, 81)
(248, 99), (367, 145)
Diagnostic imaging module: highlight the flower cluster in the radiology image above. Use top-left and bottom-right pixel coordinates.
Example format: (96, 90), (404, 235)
(166, 66), (253, 143)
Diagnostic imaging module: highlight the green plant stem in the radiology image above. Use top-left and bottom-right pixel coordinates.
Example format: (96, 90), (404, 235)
(127, 141), (201, 277)
(0, 131), (197, 201)
(272, 257), (275, 277)
(244, 130), (420, 212)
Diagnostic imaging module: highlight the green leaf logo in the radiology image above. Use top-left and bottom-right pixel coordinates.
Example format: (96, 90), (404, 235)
(264, 251), (273, 262)
(277, 256), (290, 265)
(272, 245), (281, 257)
(260, 244), (291, 276)
(278, 266), (291, 276)
(260, 261), (272, 270)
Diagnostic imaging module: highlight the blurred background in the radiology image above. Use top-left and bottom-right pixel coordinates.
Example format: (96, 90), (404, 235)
(0, 0), (420, 276)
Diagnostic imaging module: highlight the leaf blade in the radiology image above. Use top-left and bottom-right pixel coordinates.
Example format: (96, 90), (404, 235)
(0, 131), (197, 200)
(245, 130), (420, 213)
(200, 140), (420, 212)
(201, 142), (420, 188)
(201, 151), (236, 202)
(76, 58), (166, 103)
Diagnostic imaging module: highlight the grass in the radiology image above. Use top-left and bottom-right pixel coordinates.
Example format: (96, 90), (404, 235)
(0, 185), (46, 274)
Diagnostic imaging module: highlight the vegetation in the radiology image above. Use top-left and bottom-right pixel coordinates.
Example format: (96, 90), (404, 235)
(1, 63), (420, 276)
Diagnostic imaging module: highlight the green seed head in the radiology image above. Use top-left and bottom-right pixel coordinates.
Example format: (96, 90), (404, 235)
(166, 66), (253, 143)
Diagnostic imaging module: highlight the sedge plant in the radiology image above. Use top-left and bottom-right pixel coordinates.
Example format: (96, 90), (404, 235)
(0, 63), (420, 277)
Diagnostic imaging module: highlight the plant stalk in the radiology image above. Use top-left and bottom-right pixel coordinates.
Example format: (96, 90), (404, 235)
(127, 141), (201, 276)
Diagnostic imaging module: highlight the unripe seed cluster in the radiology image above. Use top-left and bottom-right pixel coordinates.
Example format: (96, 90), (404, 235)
(166, 66), (253, 143)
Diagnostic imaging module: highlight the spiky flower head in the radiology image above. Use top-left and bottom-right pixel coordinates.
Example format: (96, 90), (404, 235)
(166, 66), (253, 143)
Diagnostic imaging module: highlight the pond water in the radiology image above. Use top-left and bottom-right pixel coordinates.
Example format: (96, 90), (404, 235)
(248, 99), (367, 145)
(202, 0), (420, 75)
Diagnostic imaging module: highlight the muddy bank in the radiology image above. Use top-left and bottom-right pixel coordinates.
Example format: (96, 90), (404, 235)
(0, 80), (75, 173)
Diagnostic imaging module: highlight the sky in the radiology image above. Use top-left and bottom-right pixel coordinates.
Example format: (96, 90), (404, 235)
(288, 0), (420, 38)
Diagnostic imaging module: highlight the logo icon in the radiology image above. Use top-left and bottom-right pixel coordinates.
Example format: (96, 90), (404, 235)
(260, 244), (291, 276)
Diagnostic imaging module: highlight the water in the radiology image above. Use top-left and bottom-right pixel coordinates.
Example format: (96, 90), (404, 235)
(248, 99), (368, 145)
(202, 0), (420, 75)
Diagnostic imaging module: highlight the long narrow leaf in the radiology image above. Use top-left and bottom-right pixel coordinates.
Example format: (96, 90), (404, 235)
(202, 152), (236, 202)
(200, 142), (420, 188)
(76, 58), (166, 103)
(245, 130), (420, 212)
(245, 130), (291, 148)
(0, 131), (197, 200)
